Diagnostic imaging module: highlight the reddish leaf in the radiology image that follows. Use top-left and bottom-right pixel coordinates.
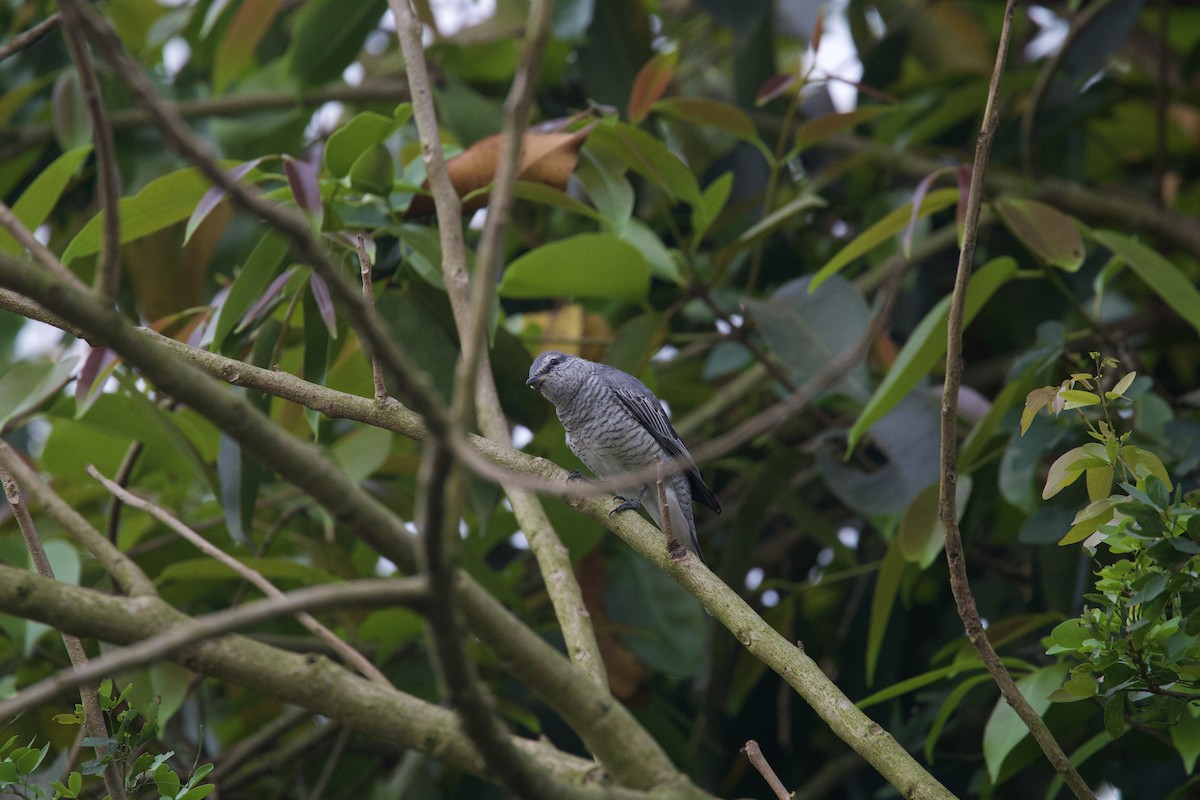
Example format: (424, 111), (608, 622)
(309, 273), (337, 338)
(795, 107), (892, 148)
(903, 167), (956, 258)
(811, 8), (825, 53)
(756, 73), (798, 107)
(283, 155), (322, 217)
(186, 157), (266, 244)
(213, 0), (285, 93)
(75, 346), (117, 415)
(627, 50), (678, 124)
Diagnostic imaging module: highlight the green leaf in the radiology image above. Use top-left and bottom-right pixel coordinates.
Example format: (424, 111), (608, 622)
(847, 257), (1017, 451)
(1091, 229), (1200, 338)
(606, 547), (707, 676)
(498, 233), (650, 300)
(866, 539), (907, 686)
(62, 167), (227, 264)
(576, 147), (634, 230)
(511, 180), (606, 223)
(588, 123), (701, 205)
(994, 198), (1085, 272)
(213, 0), (284, 92)
(654, 96), (758, 141)
(178, 785), (217, 800)
(1021, 386), (1059, 435)
(925, 673), (994, 763)
(691, 171), (733, 243)
(1171, 704), (1200, 773)
(1107, 371), (1136, 399)
(1042, 446), (1091, 500)
(325, 111), (397, 178)
(810, 187), (959, 293)
(0, 358), (78, 430)
(1059, 389), (1099, 409)
(212, 230), (289, 351)
(284, 0), (387, 87)
(0, 146), (92, 254)
(348, 143), (394, 196)
(983, 663), (1068, 781)
(1121, 444), (1172, 490)
(897, 477), (971, 569)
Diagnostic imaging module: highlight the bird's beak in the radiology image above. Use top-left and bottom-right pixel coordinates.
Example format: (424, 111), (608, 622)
(526, 375), (544, 388)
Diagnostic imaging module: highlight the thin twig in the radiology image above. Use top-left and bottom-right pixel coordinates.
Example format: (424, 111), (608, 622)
(0, 463), (125, 800)
(354, 234), (388, 403)
(937, 3), (1096, 798)
(87, 465), (392, 687)
(106, 440), (144, 544)
(58, 0), (122, 300)
(741, 740), (790, 800)
(0, 14), (61, 62)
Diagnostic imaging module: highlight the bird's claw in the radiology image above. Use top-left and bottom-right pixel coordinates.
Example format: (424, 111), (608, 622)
(609, 497), (643, 517)
(566, 469), (589, 483)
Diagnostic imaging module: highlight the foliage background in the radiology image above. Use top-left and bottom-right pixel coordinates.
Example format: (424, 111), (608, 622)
(1, 0), (1199, 798)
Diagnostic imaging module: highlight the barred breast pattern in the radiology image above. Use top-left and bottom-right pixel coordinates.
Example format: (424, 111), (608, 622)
(555, 371), (662, 478)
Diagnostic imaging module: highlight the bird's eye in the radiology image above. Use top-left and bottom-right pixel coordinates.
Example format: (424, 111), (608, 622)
(547, 357), (561, 368)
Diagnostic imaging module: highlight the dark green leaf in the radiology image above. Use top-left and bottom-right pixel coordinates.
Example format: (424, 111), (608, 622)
(498, 233), (650, 300)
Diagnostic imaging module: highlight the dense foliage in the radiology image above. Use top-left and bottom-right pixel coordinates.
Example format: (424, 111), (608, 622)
(1, 0), (1200, 798)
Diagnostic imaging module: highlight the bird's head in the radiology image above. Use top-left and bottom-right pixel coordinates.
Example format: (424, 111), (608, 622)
(526, 350), (587, 404)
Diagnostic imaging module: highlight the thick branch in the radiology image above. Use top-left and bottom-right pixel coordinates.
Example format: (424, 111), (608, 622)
(0, 567), (607, 788)
(936, 3), (1095, 798)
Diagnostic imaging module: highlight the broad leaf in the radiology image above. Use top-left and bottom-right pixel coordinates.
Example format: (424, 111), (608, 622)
(498, 233), (650, 301)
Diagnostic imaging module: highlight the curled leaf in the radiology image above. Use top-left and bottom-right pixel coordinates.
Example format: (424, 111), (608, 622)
(404, 127), (594, 218)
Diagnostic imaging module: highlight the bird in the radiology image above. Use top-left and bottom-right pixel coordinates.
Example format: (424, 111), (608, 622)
(526, 350), (721, 561)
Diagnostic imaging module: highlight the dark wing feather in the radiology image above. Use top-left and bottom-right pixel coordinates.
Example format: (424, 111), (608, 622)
(610, 384), (722, 514)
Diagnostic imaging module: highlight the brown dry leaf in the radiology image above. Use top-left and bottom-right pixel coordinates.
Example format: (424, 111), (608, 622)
(405, 127), (594, 218)
(522, 303), (612, 362)
(576, 551), (650, 700)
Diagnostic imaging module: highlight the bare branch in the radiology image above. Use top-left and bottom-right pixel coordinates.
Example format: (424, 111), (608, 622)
(0, 463), (125, 800)
(0, 200), (88, 289)
(0, 567), (655, 795)
(937, 2), (1095, 798)
(741, 740), (790, 800)
(88, 465), (392, 686)
(0, 13), (60, 62)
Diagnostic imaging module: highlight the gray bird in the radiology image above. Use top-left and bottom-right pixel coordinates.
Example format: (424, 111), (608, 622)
(526, 350), (721, 560)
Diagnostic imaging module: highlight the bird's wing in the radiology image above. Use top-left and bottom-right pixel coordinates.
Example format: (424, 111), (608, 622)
(610, 383), (722, 514)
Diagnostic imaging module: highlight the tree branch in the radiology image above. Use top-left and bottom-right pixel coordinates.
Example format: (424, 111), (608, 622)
(389, 0), (607, 693)
(87, 465), (391, 686)
(0, 13), (61, 63)
(741, 740), (790, 800)
(937, 3), (1095, 798)
(0, 568), (617, 788)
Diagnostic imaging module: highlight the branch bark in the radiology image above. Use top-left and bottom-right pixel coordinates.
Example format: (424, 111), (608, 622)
(937, 2), (1096, 798)
(0, 568), (611, 788)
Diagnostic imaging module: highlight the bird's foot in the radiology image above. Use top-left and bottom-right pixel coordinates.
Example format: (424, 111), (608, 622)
(608, 486), (647, 517)
(566, 469), (590, 483)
